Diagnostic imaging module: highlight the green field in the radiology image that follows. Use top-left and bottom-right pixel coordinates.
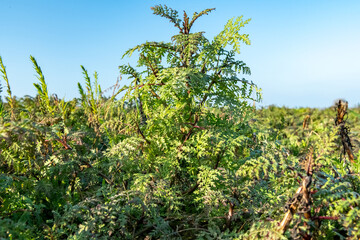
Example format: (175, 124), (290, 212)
(1, 5), (359, 240)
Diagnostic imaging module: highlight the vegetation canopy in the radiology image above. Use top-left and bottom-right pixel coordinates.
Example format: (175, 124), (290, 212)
(0, 5), (360, 240)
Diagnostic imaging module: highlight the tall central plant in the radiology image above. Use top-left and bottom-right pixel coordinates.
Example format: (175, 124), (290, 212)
(114, 4), (260, 215)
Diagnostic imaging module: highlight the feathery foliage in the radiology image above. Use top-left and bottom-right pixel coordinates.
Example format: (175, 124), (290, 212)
(30, 55), (53, 115)
(0, 56), (15, 119)
(0, 5), (359, 240)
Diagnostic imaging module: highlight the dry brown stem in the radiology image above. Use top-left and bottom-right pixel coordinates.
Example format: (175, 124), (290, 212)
(279, 151), (313, 237)
(335, 100), (355, 164)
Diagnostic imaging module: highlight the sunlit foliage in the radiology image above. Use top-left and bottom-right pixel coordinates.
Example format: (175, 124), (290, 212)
(0, 5), (359, 240)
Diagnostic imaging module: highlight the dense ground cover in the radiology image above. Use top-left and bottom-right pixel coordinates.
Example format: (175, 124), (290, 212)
(1, 5), (360, 240)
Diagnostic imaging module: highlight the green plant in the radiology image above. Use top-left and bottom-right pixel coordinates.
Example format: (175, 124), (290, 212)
(31, 55), (53, 115)
(0, 5), (359, 240)
(0, 56), (15, 120)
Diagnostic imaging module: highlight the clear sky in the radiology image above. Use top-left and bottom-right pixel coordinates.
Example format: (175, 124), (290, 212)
(0, 0), (359, 108)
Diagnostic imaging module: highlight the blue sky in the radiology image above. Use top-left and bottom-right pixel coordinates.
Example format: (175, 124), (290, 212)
(0, 0), (359, 108)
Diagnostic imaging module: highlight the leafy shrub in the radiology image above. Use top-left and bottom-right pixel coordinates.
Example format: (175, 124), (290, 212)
(0, 5), (359, 240)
